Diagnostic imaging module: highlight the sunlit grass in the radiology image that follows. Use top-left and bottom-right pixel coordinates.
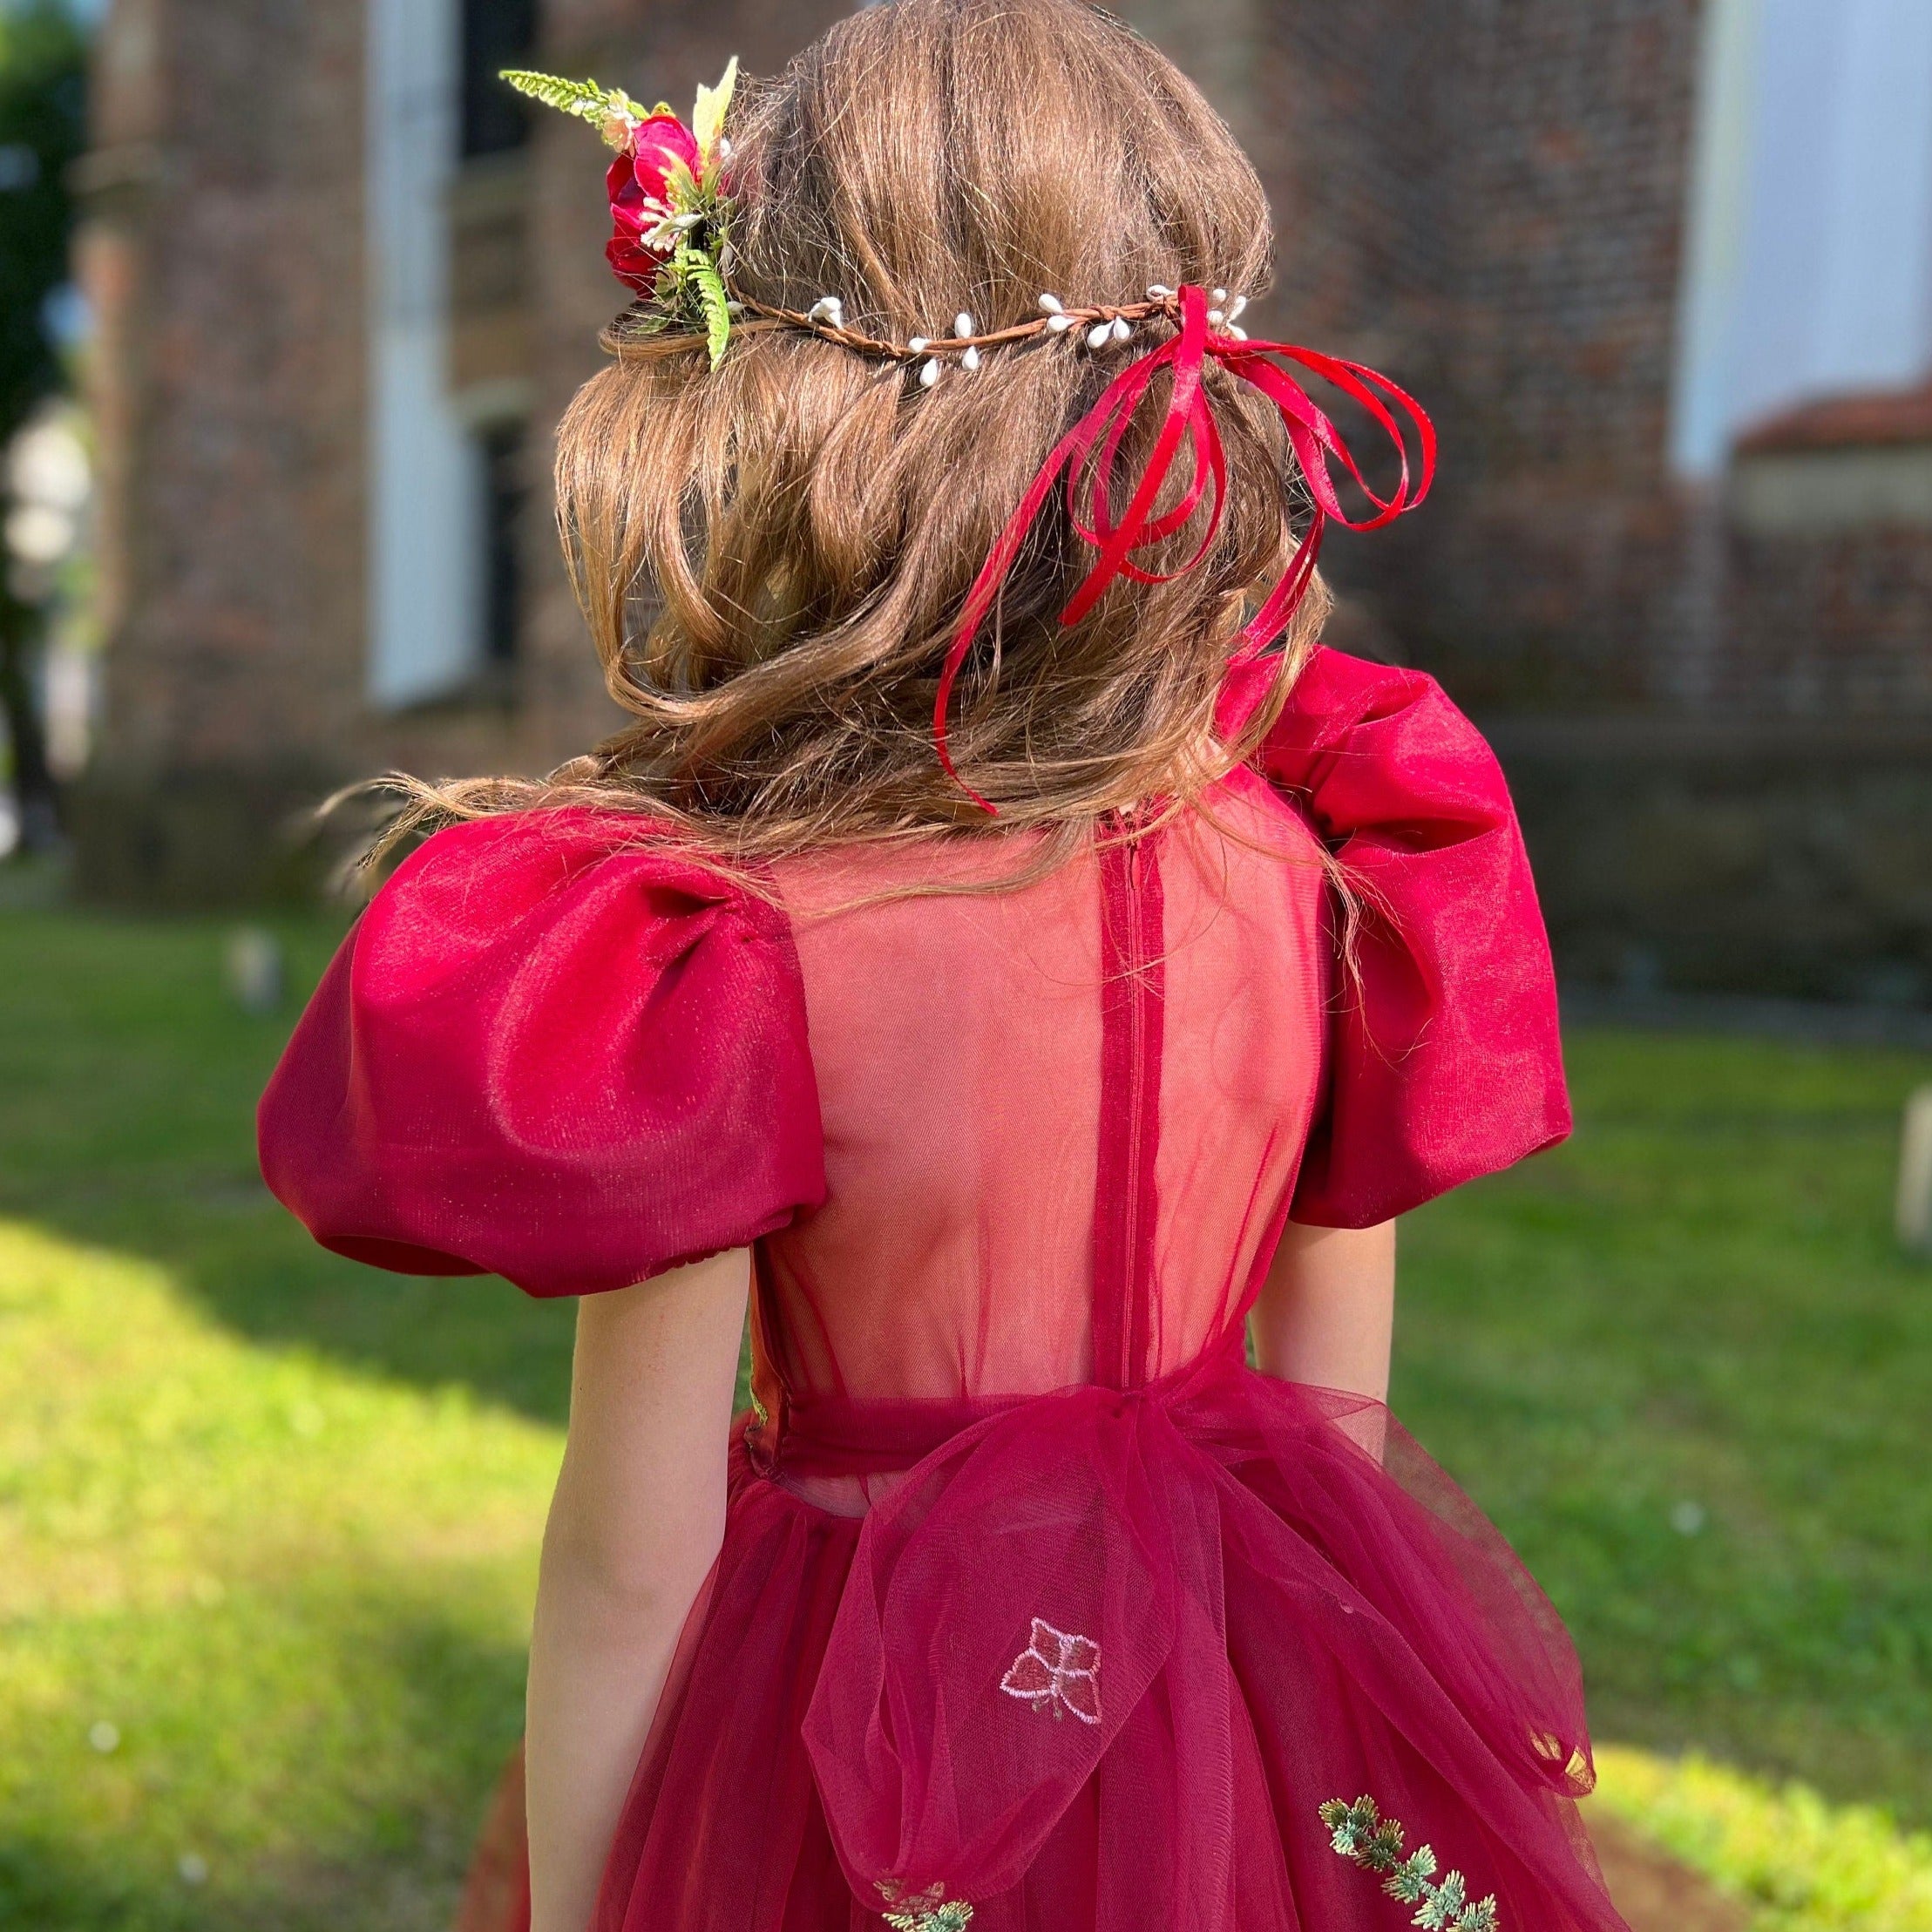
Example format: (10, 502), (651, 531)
(0, 906), (572, 1929)
(0, 1217), (561, 1929)
(1595, 1746), (1932, 1931)
(1397, 1030), (1932, 1825)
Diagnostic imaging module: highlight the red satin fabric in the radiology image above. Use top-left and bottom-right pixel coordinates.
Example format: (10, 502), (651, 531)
(1240, 648), (1573, 1227)
(258, 816), (825, 1298)
(259, 650), (1606, 1932)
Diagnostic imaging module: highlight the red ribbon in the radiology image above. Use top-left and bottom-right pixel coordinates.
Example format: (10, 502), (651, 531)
(933, 283), (1436, 812)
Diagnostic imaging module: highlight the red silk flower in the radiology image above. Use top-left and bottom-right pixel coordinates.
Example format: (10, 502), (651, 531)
(606, 112), (702, 293)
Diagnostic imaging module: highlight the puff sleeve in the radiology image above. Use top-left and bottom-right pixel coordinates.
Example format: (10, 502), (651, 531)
(1248, 647), (1570, 1226)
(258, 810), (825, 1297)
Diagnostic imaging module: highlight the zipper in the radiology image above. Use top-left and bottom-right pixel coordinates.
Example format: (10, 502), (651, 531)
(1095, 818), (1165, 1388)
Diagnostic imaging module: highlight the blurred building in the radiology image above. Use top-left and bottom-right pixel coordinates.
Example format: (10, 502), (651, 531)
(74, 0), (1932, 1002)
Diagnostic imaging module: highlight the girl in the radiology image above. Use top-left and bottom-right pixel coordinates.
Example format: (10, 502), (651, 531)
(261, 5), (1624, 1930)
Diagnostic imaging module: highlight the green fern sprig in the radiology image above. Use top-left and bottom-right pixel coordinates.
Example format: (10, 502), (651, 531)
(683, 246), (734, 369)
(880, 1906), (973, 1932)
(1384, 1845), (1441, 1904)
(1321, 1795), (1407, 1871)
(498, 69), (656, 146)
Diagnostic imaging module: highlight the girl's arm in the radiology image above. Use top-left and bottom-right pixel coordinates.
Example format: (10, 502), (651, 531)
(1250, 1219), (1397, 1401)
(525, 1247), (752, 1932)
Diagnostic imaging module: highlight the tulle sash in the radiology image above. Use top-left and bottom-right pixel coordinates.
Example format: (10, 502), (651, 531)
(797, 1345), (1603, 1929)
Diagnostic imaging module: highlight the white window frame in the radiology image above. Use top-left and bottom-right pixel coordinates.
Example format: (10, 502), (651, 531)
(1672, 0), (1932, 477)
(366, 0), (486, 707)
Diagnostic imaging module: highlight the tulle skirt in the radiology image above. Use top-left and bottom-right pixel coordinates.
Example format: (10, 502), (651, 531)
(458, 1346), (1626, 1932)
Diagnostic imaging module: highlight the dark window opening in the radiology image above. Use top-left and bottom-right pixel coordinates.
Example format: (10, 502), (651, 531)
(461, 0), (539, 159)
(478, 421), (526, 677)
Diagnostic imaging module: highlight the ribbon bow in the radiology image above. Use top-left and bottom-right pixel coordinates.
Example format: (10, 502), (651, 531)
(932, 282), (1436, 812)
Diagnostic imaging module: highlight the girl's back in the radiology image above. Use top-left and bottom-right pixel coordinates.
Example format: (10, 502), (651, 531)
(765, 767), (1327, 1417)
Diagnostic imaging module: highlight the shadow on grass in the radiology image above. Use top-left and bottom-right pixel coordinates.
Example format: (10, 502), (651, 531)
(0, 906), (578, 1427)
(168, 1206), (577, 1430)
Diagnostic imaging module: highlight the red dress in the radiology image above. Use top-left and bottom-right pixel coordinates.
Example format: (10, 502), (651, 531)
(261, 649), (1624, 1932)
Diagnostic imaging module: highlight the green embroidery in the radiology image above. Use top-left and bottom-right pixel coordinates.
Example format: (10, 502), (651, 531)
(1320, 1797), (1500, 1932)
(878, 1881), (974, 1931)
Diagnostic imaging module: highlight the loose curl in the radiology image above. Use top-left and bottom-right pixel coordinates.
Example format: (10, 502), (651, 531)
(374, 0), (1329, 875)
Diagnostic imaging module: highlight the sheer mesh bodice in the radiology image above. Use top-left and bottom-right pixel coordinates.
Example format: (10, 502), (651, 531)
(753, 771), (1327, 1508)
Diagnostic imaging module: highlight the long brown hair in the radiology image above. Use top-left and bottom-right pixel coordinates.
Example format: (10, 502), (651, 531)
(383, 0), (1327, 868)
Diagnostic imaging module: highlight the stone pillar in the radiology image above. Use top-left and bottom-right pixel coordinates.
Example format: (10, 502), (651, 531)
(1900, 1088), (1932, 1253)
(73, 0), (373, 904)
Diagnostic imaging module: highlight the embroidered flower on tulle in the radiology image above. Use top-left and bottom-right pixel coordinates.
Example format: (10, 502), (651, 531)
(1320, 1797), (1500, 1932)
(1000, 1617), (1102, 1725)
(878, 1880), (974, 1930)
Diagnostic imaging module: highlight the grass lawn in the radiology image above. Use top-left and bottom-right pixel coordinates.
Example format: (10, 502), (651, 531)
(2, 896), (1929, 1929)
(1397, 1029), (1932, 1824)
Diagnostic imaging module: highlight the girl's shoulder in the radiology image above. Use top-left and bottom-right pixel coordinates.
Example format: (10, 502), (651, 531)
(354, 803), (786, 946)
(257, 807), (824, 1298)
(1225, 644), (1516, 820)
(1234, 647), (1572, 1228)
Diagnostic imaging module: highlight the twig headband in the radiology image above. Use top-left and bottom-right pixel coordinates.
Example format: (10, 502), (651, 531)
(506, 64), (1437, 814)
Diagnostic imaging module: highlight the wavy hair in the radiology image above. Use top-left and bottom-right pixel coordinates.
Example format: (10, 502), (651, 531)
(376, 0), (1327, 871)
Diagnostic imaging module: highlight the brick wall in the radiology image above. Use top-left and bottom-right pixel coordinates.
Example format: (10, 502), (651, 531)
(75, 0), (383, 897)
(73, 0), (1932, 997)
(64, 0), (1730, 894)
(1242, 0), (1705, 711)
(1722, 521), (1932, 718)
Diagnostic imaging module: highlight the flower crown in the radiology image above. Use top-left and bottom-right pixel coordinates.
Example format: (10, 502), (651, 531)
(505, 62), (1438, 813)
(504, 62), (1259, 375)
